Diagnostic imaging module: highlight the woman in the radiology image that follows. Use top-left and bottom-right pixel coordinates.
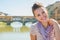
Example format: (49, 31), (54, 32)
(30, 2), (60, 40)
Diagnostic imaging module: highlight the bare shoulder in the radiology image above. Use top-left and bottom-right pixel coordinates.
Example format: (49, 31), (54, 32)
(50, 19), (58, 23)
(49, 19), (58, 24)
(30, 22), (38, 29)
(50, 19), (60, 28)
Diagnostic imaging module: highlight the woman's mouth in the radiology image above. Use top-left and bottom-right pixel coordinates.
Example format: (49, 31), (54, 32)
(42, 16), (47, 20)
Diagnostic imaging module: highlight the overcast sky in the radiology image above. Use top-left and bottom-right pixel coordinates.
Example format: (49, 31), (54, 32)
(0, 0), (60, 16)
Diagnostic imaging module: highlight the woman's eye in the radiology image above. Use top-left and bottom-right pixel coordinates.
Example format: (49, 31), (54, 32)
(37, 14), (40, 16)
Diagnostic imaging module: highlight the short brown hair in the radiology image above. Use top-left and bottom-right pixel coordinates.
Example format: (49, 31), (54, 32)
(32, 2), (44, 16)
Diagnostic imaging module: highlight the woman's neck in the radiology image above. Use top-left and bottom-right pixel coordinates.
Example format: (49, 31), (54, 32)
(41, 21), (48, 28)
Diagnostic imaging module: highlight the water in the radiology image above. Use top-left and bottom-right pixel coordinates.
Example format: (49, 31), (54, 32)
(0, 32), (30, 40)
(0, 22), (31, 40)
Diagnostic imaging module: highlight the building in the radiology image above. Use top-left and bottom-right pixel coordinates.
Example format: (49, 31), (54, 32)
(0, 12), (8, 16)
(46, 1), (60, 24)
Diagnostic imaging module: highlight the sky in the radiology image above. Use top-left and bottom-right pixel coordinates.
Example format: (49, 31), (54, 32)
(0, 0), (60, 16)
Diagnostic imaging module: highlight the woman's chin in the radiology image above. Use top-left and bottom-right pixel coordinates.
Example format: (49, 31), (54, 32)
(42, 19), (48, 22)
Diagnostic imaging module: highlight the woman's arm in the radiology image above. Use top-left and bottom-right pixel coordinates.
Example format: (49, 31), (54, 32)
(53, 22), (60, 40)
(30, 34), (37, 40)
(30, 25), (37, 40)
(49, 19), (60, 40)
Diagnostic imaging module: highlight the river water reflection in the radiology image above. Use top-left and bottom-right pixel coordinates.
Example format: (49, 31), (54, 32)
(0, 32), (30, 40)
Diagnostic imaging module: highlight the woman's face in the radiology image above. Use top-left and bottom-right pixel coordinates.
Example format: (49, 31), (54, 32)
(34, 7), (49, 22)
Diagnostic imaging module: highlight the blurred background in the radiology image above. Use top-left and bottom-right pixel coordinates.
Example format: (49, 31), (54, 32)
(0, 0), (60, 40)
